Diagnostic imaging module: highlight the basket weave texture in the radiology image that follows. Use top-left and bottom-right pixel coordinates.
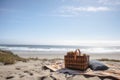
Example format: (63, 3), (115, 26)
(64, 49), (89, 70)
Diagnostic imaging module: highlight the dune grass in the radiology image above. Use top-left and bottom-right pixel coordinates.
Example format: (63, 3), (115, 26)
(0, 49), (27, 65)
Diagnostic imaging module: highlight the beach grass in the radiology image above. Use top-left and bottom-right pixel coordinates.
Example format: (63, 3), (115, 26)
(0, 49), (27, 65)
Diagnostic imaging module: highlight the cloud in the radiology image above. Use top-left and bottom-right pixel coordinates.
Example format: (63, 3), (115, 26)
(98, 0), (120, 5)
(67, 6), (110, 12)
(58, 6), (111, 16)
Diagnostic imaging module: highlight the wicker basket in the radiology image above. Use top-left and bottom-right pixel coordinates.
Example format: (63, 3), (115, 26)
(64, 49), (89, 70)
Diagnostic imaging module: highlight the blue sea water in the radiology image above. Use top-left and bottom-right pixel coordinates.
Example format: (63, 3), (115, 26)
(0, 44), (120, 54)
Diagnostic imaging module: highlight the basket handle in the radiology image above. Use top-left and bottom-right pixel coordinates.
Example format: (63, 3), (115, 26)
(74, 49), (81, 60)
(75, 49), (81, 56)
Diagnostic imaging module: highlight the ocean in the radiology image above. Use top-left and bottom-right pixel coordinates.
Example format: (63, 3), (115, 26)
(0, 44), (120, 54)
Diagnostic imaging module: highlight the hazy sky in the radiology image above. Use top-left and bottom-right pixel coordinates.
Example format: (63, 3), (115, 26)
(0, 0), (120, 45)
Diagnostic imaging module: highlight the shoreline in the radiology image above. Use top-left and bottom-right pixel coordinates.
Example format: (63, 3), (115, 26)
(12, 51), (120, 60)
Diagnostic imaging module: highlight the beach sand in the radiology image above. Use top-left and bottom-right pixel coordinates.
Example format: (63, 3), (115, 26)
(13, 51), (120, 60)
(0, 59), (120, 80)
(0, 51), (120, 80)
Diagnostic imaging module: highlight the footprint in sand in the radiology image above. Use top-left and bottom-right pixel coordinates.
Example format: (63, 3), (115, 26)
(6, 76), (14, 79)
(38, 75), (57, 80)
(23, 70), (34, 76)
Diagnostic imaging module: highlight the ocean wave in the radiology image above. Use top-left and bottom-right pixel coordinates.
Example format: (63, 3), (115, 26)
(0, 46), (120, 53)
(0, 46), (74, 52)
(81, 48), (120, 53)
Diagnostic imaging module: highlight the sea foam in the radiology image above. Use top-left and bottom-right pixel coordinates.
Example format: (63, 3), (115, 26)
(0, 45), (120, 54)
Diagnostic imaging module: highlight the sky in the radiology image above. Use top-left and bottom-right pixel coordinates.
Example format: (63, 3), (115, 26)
(0, 0), (120, 46)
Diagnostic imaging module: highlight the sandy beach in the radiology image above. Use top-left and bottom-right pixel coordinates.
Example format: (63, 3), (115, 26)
(0, 59), (120, 80)
(13, 51), (120, 60)
(0, 50), (120, 80)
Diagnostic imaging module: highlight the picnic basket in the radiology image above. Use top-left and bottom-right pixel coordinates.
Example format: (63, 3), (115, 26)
(64, 49), (89, 70)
